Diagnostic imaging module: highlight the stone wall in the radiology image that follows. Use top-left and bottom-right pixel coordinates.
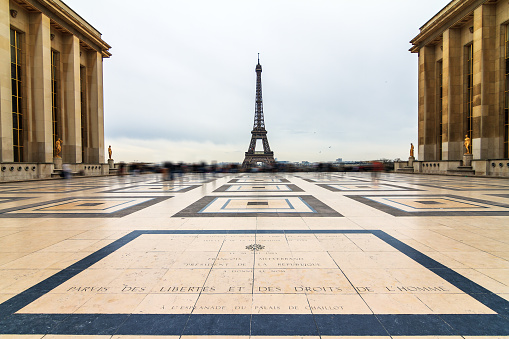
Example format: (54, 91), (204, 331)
(0, 163), (52, 181)
(0, 162), (109, 182)
(395, 160), (509, 177)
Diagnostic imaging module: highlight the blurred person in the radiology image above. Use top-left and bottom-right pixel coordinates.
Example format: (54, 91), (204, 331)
(161, 166), (168, 181)
(211, 161), (217, 178)
(163, 162), (174, 181)
(177, 163), (185, 184)
(371, 161), (383, 183)
(62, 163), (71, 180)
(129, 163), (140, 183)
(117, 162), (126, 184)
(118, 162), (126, 176)
(200, 162), (207, 180)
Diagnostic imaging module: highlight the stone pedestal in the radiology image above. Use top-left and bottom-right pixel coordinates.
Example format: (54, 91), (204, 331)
(408, 156), (415, 167)
(463, 154), (473, 167)
(108, 159), (114, 169)
(53, 157), (62, 170)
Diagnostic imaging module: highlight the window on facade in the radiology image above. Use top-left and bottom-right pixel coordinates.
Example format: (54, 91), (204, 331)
(505, 25), (509, 158)
(51, 50), (60, 156)
(11, 29), (23, 162)
(438, 60), (443, 160)
(80, 65), (87, 163)
(466, 43), (473, 143)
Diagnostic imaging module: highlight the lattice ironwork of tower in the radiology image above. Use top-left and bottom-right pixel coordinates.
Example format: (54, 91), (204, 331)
(242, 55), (275, 168)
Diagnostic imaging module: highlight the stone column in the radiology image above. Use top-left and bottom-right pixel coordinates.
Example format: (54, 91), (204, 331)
(472, 4), (496, 159)
(442, 28), (462, 160)
(62, 34), (81, 163)
(87, 51), (104, 164)
(0, 0), (12, 162)
(28, 12), (52, 163)
(418, 45), (436, 161)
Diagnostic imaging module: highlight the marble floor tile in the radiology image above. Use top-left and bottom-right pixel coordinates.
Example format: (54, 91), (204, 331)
(0, 172), (508, 336)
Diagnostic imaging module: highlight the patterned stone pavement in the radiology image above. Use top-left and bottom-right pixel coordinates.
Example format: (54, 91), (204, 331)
(0, 172), (509, 337)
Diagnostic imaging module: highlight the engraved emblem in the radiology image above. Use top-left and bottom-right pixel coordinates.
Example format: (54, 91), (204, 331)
(245, 244), (265, 251)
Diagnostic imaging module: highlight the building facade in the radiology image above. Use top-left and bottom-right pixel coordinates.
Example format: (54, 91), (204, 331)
(408, 0), (509, 176)
(1, 0), (110, 181)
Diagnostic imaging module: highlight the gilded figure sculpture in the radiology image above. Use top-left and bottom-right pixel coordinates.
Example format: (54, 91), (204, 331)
(55, 138), (63, 158)
(108, 145), (112, 160)
(410, 143), (414, 157)
(464, 134), (471, 154)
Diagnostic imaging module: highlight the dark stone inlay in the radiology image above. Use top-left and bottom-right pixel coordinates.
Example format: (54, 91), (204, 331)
(376, 314), (452, 335)
(116, 314), (189, 335)
(414, 200), (442, 205)
(182, 314), (251, 336)
(1, 229), (508, 335)
(77, 202), (104, 207)
(52, 314), (129, 335)
(314, 314), (388, 336)
(440, 314), (509, 335)
(0, 314), (68, 334)
(489, 194), (509, 199)
(251, 314), (319, 336)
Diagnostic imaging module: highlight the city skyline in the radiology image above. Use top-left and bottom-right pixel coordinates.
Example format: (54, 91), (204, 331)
(64, 0), (451, 164)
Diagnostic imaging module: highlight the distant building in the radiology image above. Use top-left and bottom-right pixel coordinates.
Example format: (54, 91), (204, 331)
(407, 0), (509, 176)
(1, 0), (111, 181)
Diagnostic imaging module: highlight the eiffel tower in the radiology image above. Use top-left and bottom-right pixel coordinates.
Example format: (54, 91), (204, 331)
(242, 55), (275, 168)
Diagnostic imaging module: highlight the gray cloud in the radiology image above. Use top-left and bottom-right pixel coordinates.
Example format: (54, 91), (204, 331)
(65, 0), (448, 162)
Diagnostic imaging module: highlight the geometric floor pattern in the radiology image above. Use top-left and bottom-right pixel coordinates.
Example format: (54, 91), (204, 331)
(0, 186), (100, 194)
(2, 230), (508, 335)
(1, 171), (509, 337)
(213, 184), (304, 192)
(317, 183), (420, 192)
(104, 184), (200, 193)
(173, 195), (342, 217)
(412, 183), (509, 191)
(229, 178), (291, 183)
(347, 194), (509, 216)
(0, 196), (171, 218)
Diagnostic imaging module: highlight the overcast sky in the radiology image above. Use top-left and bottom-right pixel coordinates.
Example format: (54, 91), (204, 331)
(64, 0), (449, 164)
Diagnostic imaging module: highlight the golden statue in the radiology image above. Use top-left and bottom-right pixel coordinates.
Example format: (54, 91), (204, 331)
(464, 134), (471, 154)
(108, 145), (112, 160)
(410, 143), (414, 157)
(55, 138), (62, 158)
